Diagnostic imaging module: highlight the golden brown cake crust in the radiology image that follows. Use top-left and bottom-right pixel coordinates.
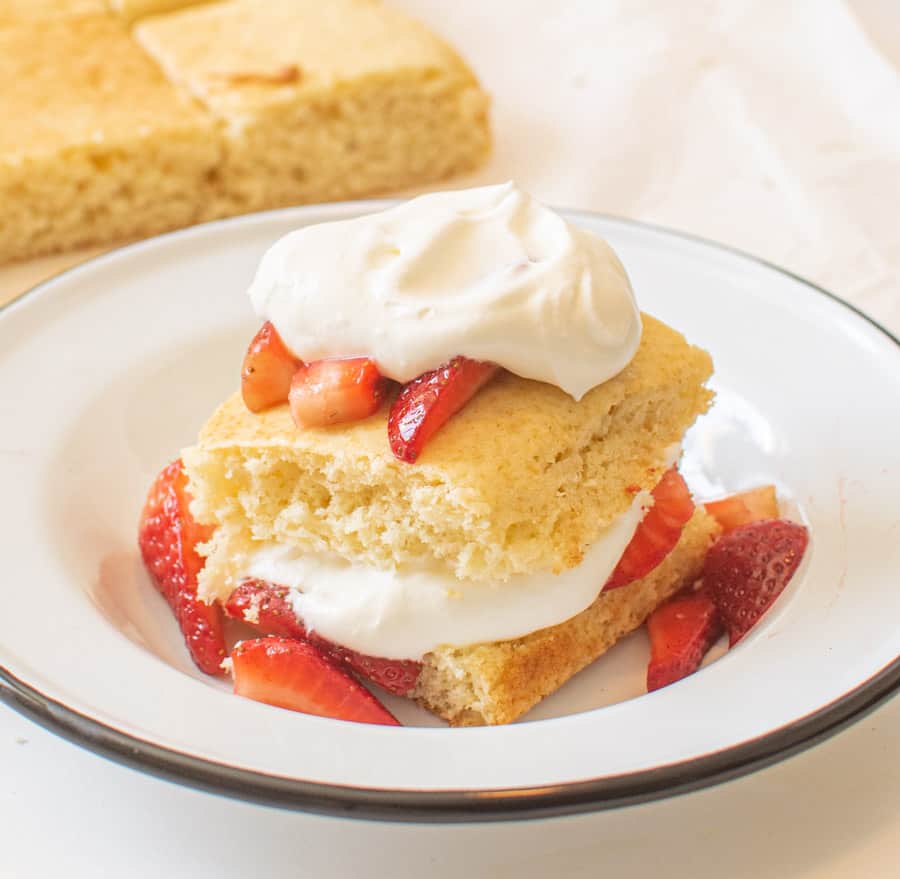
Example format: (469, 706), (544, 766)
(413, 507), (721, 726)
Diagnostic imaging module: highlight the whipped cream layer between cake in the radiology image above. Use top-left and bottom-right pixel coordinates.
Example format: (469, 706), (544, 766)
(225, 489), (654, 659)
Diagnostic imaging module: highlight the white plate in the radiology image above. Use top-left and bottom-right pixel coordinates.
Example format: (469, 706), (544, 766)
(1, 205), (898, 821)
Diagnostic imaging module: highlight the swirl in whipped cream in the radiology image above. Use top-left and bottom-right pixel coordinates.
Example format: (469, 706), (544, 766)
(248, 182), (641, 400)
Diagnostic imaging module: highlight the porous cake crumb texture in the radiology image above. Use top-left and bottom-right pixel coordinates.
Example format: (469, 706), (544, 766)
(414, 507), (720, 726)
(185, 315), (714, 589)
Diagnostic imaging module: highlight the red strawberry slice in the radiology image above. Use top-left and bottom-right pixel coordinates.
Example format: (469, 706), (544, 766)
(323, 642), (421, 697)
(230, 637), (400, 726)
(704, 485), (779, 533)
(241, 321), (302, 413)
(225, 579), (421, 695)
(646, 588), (723, 691)
(388, 357), (499, 463)
(703, 519), (809, 646)
(289, 357), (387, 428)
(225, 578), (307, 640)
(604, 466), (695, 591)
(138, 460), (226, 675)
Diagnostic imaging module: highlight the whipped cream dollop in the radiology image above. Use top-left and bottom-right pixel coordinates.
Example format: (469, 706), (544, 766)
(240, 492), (652, 659)
(248, 182), (641, 400)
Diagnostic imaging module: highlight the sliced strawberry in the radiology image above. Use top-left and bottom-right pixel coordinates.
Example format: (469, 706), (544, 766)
(704, 485), (779, 533)
(289, 357), (387, 428)
(224, 579), (421, 695)
(138, 459), (226, 675)
(225, 578), (307, 640)
(388, 357), (499, 463)
(241, 321), (302, 413)
(322, 642), (421, 697)
(704, 519), (809, 646)
(604, 466), (695, 591)
(231, 637), (400, 726)
(646, 588), (723, 691)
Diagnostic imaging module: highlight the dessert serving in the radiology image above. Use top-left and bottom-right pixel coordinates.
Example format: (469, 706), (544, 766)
(138, 182), (809, 726)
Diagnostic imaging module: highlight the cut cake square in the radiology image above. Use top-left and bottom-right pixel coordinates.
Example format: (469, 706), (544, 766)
(135, 0), (491, 218)
(0, 13), (221, 262)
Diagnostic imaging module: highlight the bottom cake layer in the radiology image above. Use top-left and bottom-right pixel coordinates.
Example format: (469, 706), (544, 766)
(413, 507), (720, 726)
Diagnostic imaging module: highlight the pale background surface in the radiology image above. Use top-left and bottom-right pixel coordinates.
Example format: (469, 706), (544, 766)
(2, 1), (898, 876)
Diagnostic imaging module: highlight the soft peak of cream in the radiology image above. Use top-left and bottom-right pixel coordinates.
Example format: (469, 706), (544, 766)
(248, 182), (641, 399)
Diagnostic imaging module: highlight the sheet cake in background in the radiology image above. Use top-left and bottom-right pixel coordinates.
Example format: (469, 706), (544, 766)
(0, 0), (491, 263)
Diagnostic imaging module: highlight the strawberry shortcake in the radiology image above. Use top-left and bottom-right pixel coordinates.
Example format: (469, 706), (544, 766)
(138, 183), (808, 726)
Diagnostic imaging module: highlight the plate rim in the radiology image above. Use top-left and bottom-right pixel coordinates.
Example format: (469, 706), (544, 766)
(1, 203), (898, 822)
(2, 658), (898, 822)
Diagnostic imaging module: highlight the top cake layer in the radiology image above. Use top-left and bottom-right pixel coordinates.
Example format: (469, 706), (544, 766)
(185, 314), (713, 587)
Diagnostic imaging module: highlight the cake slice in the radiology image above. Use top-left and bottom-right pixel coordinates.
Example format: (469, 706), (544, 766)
(183, 312), (714, 725)
(135, 0), (491, 219)
(0, 13), (221, 262)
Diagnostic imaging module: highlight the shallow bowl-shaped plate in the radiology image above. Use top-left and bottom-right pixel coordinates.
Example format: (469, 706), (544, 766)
(1, 205), (898, 822)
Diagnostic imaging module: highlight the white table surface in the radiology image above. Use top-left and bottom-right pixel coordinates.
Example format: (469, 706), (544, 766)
(2, 2), (898, 876)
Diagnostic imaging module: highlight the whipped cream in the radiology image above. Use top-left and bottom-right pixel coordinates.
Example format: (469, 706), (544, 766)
(240, 492), (652, 660)
(248, 182), (641, 400)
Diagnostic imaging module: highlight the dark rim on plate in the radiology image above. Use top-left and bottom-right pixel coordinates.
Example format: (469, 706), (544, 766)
(2, 659), (899, 823)
(1, 208), (898, 822)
